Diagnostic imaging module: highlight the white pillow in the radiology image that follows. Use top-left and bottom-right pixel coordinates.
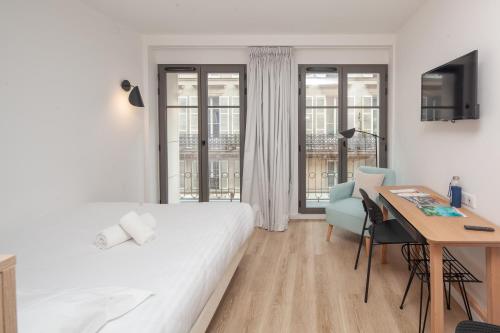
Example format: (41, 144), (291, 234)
(352, 170), (385, 200)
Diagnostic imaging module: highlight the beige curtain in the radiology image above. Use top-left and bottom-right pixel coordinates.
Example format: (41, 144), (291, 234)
(242, 47), (294, 231)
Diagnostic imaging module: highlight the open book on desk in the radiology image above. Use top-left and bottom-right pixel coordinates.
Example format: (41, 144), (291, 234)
(395, 191), (466, 217)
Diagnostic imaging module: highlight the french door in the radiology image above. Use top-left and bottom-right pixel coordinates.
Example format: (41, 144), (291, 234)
(158, 65), (246, 204)
(298, 64), (388, 213)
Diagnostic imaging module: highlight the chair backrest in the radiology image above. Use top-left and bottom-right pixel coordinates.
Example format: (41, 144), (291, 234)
(359, 188), (384, 225)
(358, 166), (396, 186)
(456, 320), (500, 333)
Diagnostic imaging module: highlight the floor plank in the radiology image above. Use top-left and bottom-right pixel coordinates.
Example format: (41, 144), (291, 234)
(207, 221), (467, 333)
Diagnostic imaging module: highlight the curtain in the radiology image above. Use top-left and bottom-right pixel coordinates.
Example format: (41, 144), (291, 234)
(242, 47), (294, 231)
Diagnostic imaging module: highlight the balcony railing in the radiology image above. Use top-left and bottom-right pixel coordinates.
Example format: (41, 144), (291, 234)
(305, 133), (377, 152)
(304, 133), (378, 208)
(180, 134), (240, 151)
(177, 133), (377, 204)
(179, 133), (241, 202)
(179, 133), (377, 152)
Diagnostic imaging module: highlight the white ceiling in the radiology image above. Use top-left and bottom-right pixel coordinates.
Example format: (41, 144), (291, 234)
(82, 0), (425, 35)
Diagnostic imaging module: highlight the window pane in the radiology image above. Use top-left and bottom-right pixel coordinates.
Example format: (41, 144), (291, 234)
(305, 72), (338, 107)
(315, 109), (326, 134)
(189, 109), (198, 134)
(208, 73), (240, 106)
(347, 73), (380, 107)
(166, 107), (199, 203)
(346, 108), (380, 181)
(232, 96), (239, 107)
(305, 107), (339, 208)
(208, 107), (241, 202)
(166, 73), (198, 107)
(209, 108), (220, 137)
(179, 109), (187, 133)
(306, 96), (313, 107)
(235, 159), (240, 192)
(306, 109), (313, 134)
(231, 109), (240, 134)
(220, 109), (229, 134)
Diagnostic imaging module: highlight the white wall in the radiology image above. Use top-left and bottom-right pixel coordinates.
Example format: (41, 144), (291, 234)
(142, 39), (394, 218)
(0, 0), (144, 226)
(395, 0), (500, 310)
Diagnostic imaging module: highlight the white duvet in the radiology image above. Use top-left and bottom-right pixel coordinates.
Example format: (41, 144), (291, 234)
(0, 202), (255, 333)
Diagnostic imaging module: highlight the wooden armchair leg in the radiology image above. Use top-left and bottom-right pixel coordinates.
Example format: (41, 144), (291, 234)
(364, 236), (370, 256)
(326, 224), (333, 241)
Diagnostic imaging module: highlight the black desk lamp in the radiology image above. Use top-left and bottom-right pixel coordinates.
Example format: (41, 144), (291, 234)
(339, 128), (385, 167)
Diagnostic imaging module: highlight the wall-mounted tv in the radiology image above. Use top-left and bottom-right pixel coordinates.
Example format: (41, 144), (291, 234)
(421, 50), (479, 121)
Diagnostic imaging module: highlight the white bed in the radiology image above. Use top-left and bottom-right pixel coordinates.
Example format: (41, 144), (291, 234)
(0, 202), (255, 333)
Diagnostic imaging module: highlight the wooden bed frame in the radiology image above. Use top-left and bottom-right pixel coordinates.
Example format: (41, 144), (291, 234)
(0, 255), (16, 333)
(190, 237), (250, 333)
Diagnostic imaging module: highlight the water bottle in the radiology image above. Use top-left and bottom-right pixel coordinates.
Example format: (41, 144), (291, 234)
(448, 176), (462, 208)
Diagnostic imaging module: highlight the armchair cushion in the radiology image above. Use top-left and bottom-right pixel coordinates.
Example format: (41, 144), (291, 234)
(352, 170), (385, 200)
(325, 167), (396, 236)
(357, 166), (396, 186)
(325, 197), (366, 235)
(329, 181), (355, 203)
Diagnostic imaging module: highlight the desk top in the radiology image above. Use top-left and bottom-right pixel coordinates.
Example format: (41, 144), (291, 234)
(376, 185), (500, 246)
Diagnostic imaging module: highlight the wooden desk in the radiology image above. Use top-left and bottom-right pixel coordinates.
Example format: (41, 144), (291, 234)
(376, 185), (500, 333)
(0, 255), (16, 333)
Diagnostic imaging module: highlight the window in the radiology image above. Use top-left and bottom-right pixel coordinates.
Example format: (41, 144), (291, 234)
(316, 109), (326, 134)
(298, 65), (388, 213)
(158, 65), (246, 203)
(220, 109), (229, 135)
(231, 109), (240, 134)
(306, 109), (313, 134)
(209, 160), (220, 189)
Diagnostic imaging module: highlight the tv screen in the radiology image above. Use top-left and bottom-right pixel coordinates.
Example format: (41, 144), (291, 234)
(421, 50), (479, 121)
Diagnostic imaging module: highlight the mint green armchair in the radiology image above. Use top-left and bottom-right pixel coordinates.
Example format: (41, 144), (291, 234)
(325, 166), (396, 241)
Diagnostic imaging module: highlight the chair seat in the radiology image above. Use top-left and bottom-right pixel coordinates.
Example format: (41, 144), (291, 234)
(325, 197), (367, 235)
(369, 219), (416, 244)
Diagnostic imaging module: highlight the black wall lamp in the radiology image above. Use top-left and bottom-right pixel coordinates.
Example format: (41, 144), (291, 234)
(121, 80), (144, 107)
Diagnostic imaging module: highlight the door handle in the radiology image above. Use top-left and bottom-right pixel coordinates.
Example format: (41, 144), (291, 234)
(201, 140), (206, 146)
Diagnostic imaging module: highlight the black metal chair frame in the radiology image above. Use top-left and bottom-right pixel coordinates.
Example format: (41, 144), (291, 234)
(400, 243), (482, 333)
(456, 320), (500, 333)
(355, 189), (419, 303)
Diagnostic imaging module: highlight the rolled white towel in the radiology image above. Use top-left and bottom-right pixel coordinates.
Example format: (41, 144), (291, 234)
(119, 211), (156, 246)
(95, 211), (158, 249)
(95, 225), (130, 250)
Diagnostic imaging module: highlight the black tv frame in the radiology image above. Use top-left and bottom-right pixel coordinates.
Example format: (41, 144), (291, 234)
(420, 50), (479, 122)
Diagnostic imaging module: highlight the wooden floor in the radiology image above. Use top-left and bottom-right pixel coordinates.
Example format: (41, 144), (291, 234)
(207, 221), (467, 333)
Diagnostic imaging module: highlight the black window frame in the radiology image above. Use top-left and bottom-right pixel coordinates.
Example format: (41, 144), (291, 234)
(158, 64), (247, 204)
(298, 64), (388, 214)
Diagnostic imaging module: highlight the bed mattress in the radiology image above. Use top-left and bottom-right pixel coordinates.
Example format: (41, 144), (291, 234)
(0, 202), (254, 333)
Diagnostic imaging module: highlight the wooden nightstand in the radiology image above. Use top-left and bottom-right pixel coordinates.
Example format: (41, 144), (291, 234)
(0, 255), (16, 333)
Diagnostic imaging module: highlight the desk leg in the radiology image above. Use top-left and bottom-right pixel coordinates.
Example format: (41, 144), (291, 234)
(381, 205), (388, 264)
(487, 247), (500, 324)
(429, 244), (444, 333)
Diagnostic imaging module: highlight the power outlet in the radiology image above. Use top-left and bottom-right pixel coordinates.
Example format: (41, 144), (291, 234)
(462, 191), (476, 209)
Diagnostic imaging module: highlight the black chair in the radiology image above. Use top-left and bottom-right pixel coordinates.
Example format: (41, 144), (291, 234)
(400, 244), (482, 333)
(357, 188), (418, 303)
(354, 198), (369, 270)
(456, 320), (500, 333)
